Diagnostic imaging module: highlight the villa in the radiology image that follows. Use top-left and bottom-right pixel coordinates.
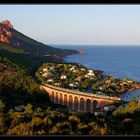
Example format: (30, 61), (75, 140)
(94, 109), (106, 116)
(81, 68), (86, 71)
(49, 67), (54, 70)
(47, 79), (53, 82)
(15, 105), (24, 112)
(54, 83), (61, 86)
(75, 77), (82, 81)
(42, 73), (48, 77)
(70, 66), (76, 71)
(43, 68), (48, 72)
(104, 105), (116, 112)
(61, 75), (67, 79)
(69, 83), (77, 88)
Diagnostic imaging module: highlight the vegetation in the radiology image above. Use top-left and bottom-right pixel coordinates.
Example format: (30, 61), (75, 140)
(36, 63), (100, 92)
(0, 57), (49, 107)
(3, 20), (140, 135)
(0, 49), (64, 76)
(0, 58), (109, 135)
(1, 57), (140, 135)
(0, 42), (30, 54)
(36, 63), (138, 95)
(92, 76), (138, 95)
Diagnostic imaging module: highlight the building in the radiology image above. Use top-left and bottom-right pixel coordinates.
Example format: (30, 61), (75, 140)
(49, 67), (54, 70)
(42, 73), (48, 77)
(104, 105), (116, 112)
(61, 75), (67, 79)
(94, 110), (106, 116)
(75, 77), (82, 82)
(54, 83), (61, 86)
(15, 105), (24, 111)
(69, 83), (77, 88)
(47, 79), (53, 82)
(70, 66), (76, 71)
(43, 68), (48, 72)
(81, 68), (86, 71)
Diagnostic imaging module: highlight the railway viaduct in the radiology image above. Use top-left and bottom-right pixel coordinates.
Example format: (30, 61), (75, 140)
(40, 84), (121, 113)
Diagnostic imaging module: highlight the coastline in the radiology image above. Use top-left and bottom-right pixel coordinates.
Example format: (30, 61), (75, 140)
(116, 85), (140, 95)
(76, 50), (86, 54)
(62, 48), (140, 97)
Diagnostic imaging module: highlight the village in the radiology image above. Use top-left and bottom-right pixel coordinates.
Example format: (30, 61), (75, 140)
(36, 63), (138, 96)
(37, 63), (100, 92)
(12, 63), (139, 116)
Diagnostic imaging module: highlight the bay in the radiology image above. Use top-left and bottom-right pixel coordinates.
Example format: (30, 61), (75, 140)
(52, 45), (140, 101)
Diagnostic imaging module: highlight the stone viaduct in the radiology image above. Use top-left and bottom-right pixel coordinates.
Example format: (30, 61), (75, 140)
(40, 84), (121, 113)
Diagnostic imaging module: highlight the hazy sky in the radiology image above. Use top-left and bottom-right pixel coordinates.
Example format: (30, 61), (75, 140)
(0, 5), (140, 45)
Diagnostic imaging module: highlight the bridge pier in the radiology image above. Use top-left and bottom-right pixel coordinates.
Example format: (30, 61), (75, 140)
(40, 84), (121, 113)
(78, 99), (80, 112)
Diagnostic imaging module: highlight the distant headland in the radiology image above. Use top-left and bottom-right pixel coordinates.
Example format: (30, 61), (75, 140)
(77, 50), (86, 54)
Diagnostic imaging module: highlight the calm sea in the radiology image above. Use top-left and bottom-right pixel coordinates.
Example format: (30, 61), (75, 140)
(52, 45), (140, 101)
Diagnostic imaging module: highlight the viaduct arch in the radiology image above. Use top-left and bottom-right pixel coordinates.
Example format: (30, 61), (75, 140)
(40, 84), (121, 113)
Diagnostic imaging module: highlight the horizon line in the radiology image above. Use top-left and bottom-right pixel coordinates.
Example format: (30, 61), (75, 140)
(49, 44), (140, 46)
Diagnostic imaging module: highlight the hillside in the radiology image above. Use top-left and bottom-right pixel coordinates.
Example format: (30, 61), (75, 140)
(1, 21), (140, 135)
(0, 20), (79, 75)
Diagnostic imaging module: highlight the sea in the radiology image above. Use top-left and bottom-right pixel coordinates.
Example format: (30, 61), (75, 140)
(52, 45), (140, 101)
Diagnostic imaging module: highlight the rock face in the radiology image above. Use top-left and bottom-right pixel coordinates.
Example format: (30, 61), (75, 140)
(0, 34), (9, 44)
(0, 20), (78, 57)
(1, 20), (13, 29)
(0, 20), (20, 48)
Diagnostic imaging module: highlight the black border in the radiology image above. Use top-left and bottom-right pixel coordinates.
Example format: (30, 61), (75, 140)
(0, 2), (140, 139)
(0, 1), (140, 4)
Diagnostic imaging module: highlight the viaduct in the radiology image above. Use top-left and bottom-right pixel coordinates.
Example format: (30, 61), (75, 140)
(40, 84), (122, 113)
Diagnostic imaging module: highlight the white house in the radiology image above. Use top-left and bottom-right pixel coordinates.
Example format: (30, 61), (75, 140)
(75, 82), (79, 85)
(54, 83), (60, 86)
(69, 83), (77, 88)
(104, 105), (116, 112)
(120, 82), (128, 86)
(61, 75), (67, 79)
(15, 105), (24, 111)
(70, 66), (76, 71)
(94, 110), (106, 116)
(47, 79), (53, 82)
(43, 68), (48, 72)
(85, 73), (95, 78)
(105, 80), (111, 84)
(88, 70), (93, 73)
(81, 68), (86, 71)
(75, 77), (82, 82)
(49, 67), (54, 70)
(127, 80), (133, 83)
(99, 87), (103, 90)
(87, 71), (95, 77)
(42, 73), (48, 77)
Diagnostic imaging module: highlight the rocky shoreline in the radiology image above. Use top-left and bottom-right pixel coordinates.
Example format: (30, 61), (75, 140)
(116, 84), (140, 94)
(62, 49), (140, 96)
(77, 50), (86, 54)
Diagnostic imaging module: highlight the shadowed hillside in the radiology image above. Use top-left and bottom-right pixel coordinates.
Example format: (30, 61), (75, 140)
(0, 20), (79, 75)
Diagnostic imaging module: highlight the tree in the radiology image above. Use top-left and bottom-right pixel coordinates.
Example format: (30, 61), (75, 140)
(0, 100), (5, 134)
(68, 115), (80, 132)
(6, 123), (32, 135)
(122, 118), (133, 133)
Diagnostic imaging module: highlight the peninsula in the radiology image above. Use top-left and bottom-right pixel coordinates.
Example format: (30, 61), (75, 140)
(36, 63), (140, 96)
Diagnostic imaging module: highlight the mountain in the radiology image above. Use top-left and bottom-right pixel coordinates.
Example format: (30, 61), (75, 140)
(0, 20), (79, 74)
(0, 20), (78, 56)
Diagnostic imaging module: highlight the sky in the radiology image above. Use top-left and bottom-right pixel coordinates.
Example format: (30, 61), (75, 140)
(0, 5), (140, 46)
